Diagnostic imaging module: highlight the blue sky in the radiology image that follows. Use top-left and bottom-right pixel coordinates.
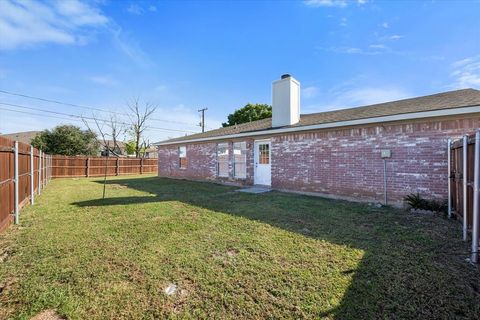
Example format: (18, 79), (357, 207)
(0, 0), (479, 142)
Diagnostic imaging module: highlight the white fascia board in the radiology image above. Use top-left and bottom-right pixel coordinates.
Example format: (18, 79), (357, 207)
(153, 105), (480, 146)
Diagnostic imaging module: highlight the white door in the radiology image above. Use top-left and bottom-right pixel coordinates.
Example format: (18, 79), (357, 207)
(254, 140), (271, 186)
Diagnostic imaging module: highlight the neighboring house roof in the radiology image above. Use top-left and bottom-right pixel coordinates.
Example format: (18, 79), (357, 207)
(146, 88), (479, 146)
(99, 140), (126, 150)
(0, 131), (41, 144)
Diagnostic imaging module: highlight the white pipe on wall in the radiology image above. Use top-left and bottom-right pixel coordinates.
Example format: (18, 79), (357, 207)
(472, 130), (480, 264)
(447, 138), (452, 219)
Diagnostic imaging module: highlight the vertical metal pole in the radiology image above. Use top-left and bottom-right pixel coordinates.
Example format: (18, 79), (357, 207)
(383, 159), (387, 205)
(30, 146), (34, 205)
(14, 141), (19, 224)
(42, 153), (45, 187)
(38, 150), (42, 195)
(463, 135), (468, 241)
(472, 130), (480, 263)
(447, 139), (452, 218)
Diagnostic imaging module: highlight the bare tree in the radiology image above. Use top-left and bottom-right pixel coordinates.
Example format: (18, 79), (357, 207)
(127, 98), (157, 158)
(82, 114), (125, 157)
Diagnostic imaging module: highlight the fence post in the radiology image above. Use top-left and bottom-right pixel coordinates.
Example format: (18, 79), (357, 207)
(447, 139), (452, 218)
(86, 158), (90, 177)
(472, 130), (480, 264)
(38, 150), (42, 195)
(116, 157), (119, 176)
(13, 141), (19, 224)
(43, 153), (46, 187)
(463, 135), (468, 241)
(140, 158), (143, 174)
(30, 146), (34, 205)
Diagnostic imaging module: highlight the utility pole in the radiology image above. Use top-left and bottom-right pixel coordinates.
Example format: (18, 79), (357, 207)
(198, 107), (208, 133)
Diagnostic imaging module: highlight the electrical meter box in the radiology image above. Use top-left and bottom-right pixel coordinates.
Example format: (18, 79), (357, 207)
(381, 149), (392, 158)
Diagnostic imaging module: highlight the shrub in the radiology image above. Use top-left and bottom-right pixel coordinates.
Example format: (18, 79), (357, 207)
(404, 193), (448, 214)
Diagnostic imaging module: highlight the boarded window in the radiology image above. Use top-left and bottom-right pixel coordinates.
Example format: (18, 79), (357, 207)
(179, 146), (187, 168)
(217, 143), (229, 177)
(233, 141), (247, 179)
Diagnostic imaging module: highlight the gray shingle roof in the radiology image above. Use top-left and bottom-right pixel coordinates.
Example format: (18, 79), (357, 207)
(158, 88), (480, 144)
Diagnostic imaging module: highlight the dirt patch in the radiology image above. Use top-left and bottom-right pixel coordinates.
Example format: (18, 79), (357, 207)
(226, 248), (239, 257)
(30, 309), (65, 320)
(109, 184), (128, 190)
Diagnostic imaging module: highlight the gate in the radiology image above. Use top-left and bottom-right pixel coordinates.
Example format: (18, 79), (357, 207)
(449, 132), (480, 263)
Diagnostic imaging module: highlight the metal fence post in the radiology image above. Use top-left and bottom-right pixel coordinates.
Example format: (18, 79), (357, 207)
(463, 135), (468, 241)
(447, 138), (452, 218)
(14, 141), (19, 224)
(30, 146), (34, 205)
(38, 150), (42, 195)
(472, 130), (480, 264)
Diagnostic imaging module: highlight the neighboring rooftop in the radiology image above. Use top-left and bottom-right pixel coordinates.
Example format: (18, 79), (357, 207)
(156, 88), (480, 145)
(1, 131), (41, 144)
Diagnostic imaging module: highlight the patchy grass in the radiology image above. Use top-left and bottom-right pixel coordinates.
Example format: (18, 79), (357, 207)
(0, 175), (479, 319)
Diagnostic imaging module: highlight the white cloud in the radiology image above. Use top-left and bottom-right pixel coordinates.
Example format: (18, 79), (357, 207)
(0, 0), (108, 50)
(303, 76), (412, 113)
(332, 87), (412, 107)
(304, 0), (348, 8)
(388, 35), (403, 40)
(87, 75), (118, 86)
(339, 17), (348, 27)
(369, 44), (387, 50)
(127, 3), (144, 15)
(127, 3), (157, 15)
(381, 22), (389, 28)
(450, 56), (480, 89)
(302, 86), (320, 99)
(304, 0), (366, 7)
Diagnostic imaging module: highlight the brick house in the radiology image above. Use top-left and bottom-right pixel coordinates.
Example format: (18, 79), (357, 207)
(153, 75), (480, 205)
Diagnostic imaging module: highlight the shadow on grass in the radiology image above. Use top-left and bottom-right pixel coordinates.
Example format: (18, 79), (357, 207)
(72, 177), (479, 319)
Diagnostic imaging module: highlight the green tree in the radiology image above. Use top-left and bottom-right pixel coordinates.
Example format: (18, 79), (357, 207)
(125, 140), (136, 155)
(31, 125), (99, 156)
(222, 103), (272, 127)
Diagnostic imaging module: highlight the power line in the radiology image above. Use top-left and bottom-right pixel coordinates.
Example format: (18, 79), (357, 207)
(0, 89), (202, 127)
(0, 104), (197, 134)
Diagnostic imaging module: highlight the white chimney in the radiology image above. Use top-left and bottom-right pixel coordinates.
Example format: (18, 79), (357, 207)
(272, 74), (300, 127)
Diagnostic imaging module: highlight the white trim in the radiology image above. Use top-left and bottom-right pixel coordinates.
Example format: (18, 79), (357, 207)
(153, 105), (480, 146)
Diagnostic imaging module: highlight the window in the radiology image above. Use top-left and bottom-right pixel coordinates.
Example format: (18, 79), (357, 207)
(258, 143), (270, 164)
(179, 146), (187, 168)
(233, 142), (247, 179)
(217, 143), (229, 177)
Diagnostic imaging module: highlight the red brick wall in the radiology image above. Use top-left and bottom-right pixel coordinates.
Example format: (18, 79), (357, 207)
(272, 117), (480, 203)
(158, 139), (255, 185)
(158, 116), (480, 204)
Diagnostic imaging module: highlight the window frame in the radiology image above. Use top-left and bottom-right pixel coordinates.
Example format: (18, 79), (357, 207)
(217, 142), (229, 178)
(233, 141), (247, 179)
(179, 145), (187, 169)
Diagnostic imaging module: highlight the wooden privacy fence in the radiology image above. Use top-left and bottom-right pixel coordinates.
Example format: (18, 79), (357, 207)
(51, 156), (157, 178)
(449, 132), (480, 264)
(0, 136), (51, 233)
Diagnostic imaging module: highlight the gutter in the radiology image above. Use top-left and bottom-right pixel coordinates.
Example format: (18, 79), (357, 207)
(153, 105), (480, 146)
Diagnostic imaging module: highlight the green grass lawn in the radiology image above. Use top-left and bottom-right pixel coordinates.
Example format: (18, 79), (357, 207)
(0, 175), (479, 319)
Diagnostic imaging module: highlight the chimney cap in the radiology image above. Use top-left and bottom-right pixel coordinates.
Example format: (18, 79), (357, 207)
(281, 74), (291, 79)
